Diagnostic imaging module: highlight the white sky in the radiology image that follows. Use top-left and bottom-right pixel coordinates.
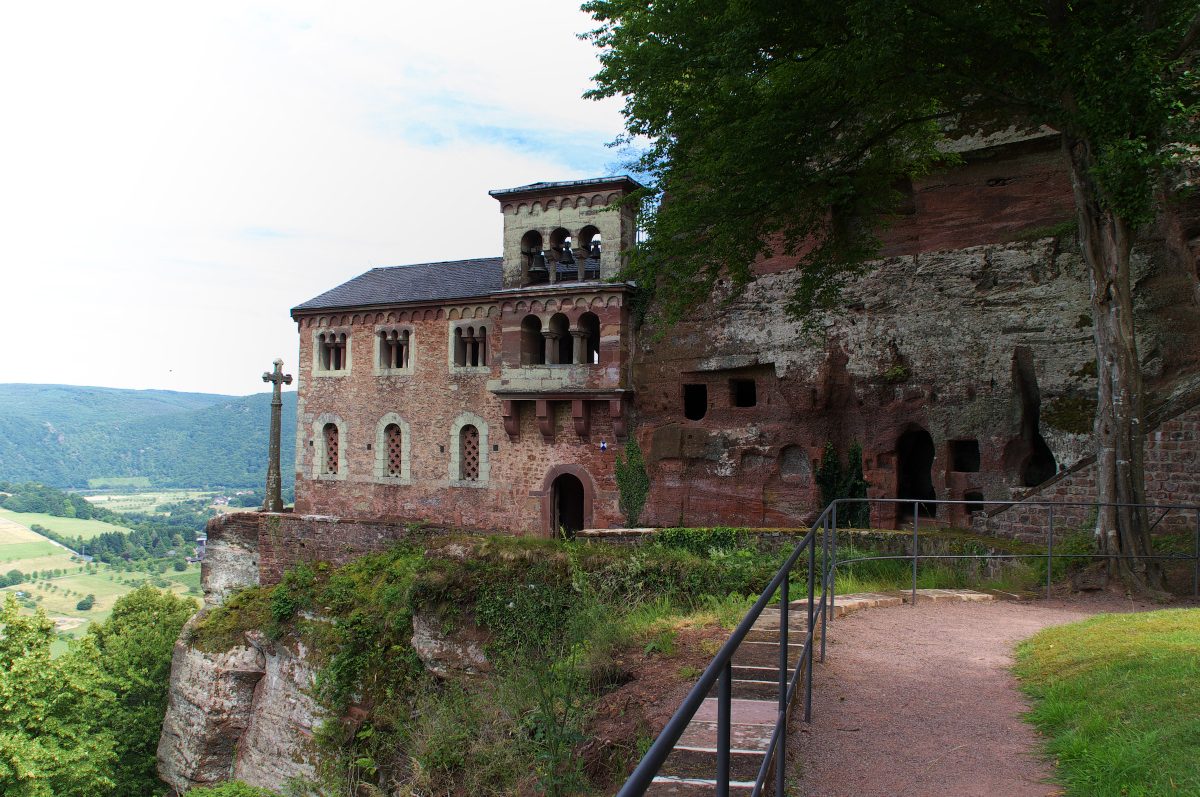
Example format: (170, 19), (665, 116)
(0, 0), (629, 397)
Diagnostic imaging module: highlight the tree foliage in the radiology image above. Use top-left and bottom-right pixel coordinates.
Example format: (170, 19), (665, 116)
(0, 595), (117, 797)
(585, 0), (1200, 320)
(815, 441), (871, 527)
(585, 0), (1200, 590)
(84, 586), (199, 796)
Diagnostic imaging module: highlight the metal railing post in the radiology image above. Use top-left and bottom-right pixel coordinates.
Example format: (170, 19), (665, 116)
(822, 507), (831, 661)
(1194, 508), (1198, 599)
(778, 558), (790, 796)
(717, 661), (731, 797)
(912, 501), (919, 606)
(1047, 504), (1054, 600)
(806, 528), (815, 723)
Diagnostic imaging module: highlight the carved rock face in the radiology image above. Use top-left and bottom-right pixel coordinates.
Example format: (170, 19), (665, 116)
(411, 610), (492, 676)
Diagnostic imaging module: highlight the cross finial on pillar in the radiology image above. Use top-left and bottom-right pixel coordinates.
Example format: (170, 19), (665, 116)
(262, 359), (293, 513)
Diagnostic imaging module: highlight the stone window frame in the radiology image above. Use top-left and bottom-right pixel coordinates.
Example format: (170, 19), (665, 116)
(311, 413), (348, 481)
(312, 327), (353, 378)
(447, 320), (492, 375)
(448, 412), (489, 488)
(373, 324), (415, 376)
(373, 413), (412, 484)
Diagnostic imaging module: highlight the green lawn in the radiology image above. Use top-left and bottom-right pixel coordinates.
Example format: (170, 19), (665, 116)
(0, 508), (125, 540)
(1014, 609), (1200, 797)
(86, 476), (151, 488)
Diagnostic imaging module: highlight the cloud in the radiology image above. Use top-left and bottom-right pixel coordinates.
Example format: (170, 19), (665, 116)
(0, 0), (628, 396)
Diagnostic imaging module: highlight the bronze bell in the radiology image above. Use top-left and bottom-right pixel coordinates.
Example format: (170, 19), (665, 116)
(589, 240), (601, 259)
(529, 251), (549, 279)
(559, 245), (575, 264)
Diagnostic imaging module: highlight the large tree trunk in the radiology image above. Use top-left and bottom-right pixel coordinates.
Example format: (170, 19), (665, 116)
(1064, 134), (1165, 592)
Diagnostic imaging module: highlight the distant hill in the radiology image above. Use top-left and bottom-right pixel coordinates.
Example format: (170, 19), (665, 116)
(0, 384), (296, 490)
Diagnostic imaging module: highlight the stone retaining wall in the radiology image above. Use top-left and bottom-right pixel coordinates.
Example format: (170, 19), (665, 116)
(974, 403), (1200, 542)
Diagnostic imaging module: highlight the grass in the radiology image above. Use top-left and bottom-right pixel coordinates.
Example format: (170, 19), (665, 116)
(1014, 609), (1200, 797)
(0, 508), (124, 540)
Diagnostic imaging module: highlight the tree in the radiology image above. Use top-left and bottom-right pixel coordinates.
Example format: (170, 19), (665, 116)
(584, 0), (1200, 591)
(83, 585), (198, 797)
(0, 595), (117, 796)
(614, 437), (651, 527)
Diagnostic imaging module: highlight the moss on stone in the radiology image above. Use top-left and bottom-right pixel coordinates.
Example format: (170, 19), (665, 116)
(1042, 396), (1098, 434)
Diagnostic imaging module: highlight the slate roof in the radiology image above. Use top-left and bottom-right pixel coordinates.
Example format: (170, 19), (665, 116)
(291, 257), (503, 313)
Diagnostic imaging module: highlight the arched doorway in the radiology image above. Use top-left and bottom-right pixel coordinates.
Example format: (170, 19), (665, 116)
(552, 473), (586, 536)
(896, 428), (937, 518)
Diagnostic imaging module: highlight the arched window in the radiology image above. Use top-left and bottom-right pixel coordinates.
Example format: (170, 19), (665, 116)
(520, 315), (545, 365)
(547, 313), (571, 365)
(316, 330), (349, 372)
(384, 424), (403, 476)
(372, 413), (410, 483)
(550, 227), (576, 282)
(379, 328), (410, 369)
(322, 423), (339, 475)
(460, 425), (480, 480)
(452, 325), (488, 368)
(577, 312), (600, 365)
(522, 230), (547, 285)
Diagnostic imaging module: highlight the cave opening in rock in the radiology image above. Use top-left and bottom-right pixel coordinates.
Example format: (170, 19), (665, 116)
(1012, 347), (1058, 487)
(683, 384), (708, 421)
(896, 428), (937, 518)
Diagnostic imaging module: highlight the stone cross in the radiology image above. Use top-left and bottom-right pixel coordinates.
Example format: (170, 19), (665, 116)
(261, 359), (293, 513)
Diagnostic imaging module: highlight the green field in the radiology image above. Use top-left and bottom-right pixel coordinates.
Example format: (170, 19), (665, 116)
(0, 514), (202, 653)
(88, 490), (215, 514)
(0, 508), (127, 541)
(86, 476), (152, 488)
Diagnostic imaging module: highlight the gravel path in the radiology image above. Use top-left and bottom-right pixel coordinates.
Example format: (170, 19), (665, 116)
(787, 593), (1171, 797)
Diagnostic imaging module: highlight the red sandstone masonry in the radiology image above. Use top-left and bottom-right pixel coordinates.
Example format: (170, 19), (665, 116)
(205, 511), (518, 587)
(975, 404), (1200, 542)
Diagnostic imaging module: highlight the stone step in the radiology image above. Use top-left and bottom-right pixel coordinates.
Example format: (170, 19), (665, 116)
(731, 640), (804, 669)
(645, 776), (756, 795)
(661, 747), (767, 781)
(707, 677), (790, 701)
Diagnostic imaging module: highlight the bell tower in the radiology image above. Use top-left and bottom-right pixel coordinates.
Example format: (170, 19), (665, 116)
(488, 176), (642, 290)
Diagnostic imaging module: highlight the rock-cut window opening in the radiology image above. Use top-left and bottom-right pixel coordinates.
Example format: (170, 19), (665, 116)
(949, 439), (981, 472)
(731, 379), (757, 407)
(683, 384), (708, 420)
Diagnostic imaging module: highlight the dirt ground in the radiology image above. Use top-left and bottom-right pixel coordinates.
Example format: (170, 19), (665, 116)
(786, 592), (1198, 797)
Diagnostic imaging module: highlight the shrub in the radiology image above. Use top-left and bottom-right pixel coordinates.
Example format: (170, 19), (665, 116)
(614, 437), (650, 528)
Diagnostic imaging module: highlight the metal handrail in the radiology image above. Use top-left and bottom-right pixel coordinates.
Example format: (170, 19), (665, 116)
(616, 497), (1199, 797)
(616, 506), (834, 797)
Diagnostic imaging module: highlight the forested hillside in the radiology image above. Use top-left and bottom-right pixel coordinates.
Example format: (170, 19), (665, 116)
(0, 384), (296, 489)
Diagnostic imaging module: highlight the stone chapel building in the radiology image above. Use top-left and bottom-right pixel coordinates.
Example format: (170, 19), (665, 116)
(289, 128), (1200, 536)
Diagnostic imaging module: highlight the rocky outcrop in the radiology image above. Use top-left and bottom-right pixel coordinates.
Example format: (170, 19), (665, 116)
(411, 610), (492, 676)
(232, 630), (322, 790)
(157, 615), (324, 792)
(157, 613), (266, 791)
(202, 513), (261, 607)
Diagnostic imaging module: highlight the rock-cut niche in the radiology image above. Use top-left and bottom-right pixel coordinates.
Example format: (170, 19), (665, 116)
(1005, 347), (1058, 487)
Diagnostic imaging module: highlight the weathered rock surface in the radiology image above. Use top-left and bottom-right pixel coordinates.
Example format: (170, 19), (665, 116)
(157, 613), (266, 791)
(411, 610), (492, 676)
(232, 630), (322, 790)
(202, 512), (262, 607)
(157, 615), (324, 793)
